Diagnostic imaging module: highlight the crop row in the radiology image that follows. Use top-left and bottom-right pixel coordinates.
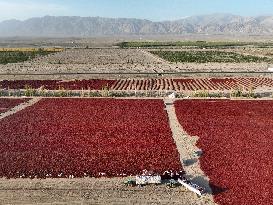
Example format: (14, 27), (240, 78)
(175, 100), (273, 205)
(0, 98), (182, 178)
(2, 78), (273, 91)
(111, 78), (273, 91)
(0, 98), (29, 114)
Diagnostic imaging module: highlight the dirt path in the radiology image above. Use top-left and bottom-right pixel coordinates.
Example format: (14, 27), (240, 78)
(0, 98), (41, 120)
(164, 98), (216, 204)
(0, 178), (214, 205)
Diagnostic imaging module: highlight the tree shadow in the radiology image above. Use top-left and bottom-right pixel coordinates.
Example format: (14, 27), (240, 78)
(191, 176), (212, 194)
(191, 176), (228, 195)
(183, 158), (198, 166)
(210, 183), (228, 195)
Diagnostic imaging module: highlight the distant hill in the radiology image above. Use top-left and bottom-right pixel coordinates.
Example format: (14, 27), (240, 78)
(0, 14), (273, 37)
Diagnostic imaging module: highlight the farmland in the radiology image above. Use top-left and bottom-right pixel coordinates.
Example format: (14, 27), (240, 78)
(175, 100), (273, 205)
(150, 50), (272, 63)
(2, 97), (273, 204)
(1, 38), (273, 205)
(111, 77), (273, 91)
(0, 47), (272, 79)
(0, 98), (182, 178)
(1, 77), (273, 92)
(33, 48), (161, 65)
(0, 79), (115, 90)
(118, 41), (273, 49)
(0, 49), (59, 64)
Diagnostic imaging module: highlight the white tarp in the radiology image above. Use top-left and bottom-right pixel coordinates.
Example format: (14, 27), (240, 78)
(136, 175), (161, 185)
(268, 67), (273, 72)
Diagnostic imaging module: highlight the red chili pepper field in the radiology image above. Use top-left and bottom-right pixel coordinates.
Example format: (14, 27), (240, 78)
(0, 79), (115, 90)
(175, 99), (273, 205)
(2, 77), (273, 91)
(0, 98), (182, 178)
(0, 98), (29, 114)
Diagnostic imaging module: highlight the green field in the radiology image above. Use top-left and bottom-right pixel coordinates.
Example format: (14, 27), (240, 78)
(0, 50), (56, 64)
(118, 41), (273, 49)
(150, 50), (272, 63)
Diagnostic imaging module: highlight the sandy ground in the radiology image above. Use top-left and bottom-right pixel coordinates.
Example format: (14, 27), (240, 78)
(0, 178), (216, 205)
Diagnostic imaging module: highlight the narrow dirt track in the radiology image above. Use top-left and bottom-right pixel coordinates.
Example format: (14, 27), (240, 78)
(164, 98), (216, 204)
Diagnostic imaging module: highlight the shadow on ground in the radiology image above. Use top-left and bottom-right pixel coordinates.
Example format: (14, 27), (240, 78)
(183, 159), (198, 166)
(210, 183), (228, 195)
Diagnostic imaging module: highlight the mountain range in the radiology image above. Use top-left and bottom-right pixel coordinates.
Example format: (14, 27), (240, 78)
(0, 14), (273, 37)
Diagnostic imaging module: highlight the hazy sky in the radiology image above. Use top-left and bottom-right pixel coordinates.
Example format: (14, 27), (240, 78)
(1, 0), (273, 21)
